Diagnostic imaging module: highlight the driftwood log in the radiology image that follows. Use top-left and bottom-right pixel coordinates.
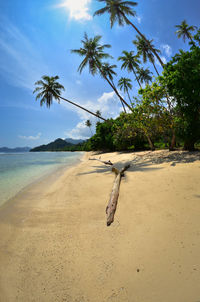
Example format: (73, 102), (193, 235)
(90, 157), (130, 226)
(106, 164), (130, 226)
(89, 157), (113, 166)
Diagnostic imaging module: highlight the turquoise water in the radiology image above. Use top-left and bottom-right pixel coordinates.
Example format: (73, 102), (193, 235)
(0, 152), (83, 206)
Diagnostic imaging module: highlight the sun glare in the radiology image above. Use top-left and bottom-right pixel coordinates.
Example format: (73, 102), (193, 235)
(57, 0), (92, 21)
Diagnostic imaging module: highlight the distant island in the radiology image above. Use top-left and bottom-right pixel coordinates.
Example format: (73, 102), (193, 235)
(0, 147), (30, 153)
(30, 138), (85, 152)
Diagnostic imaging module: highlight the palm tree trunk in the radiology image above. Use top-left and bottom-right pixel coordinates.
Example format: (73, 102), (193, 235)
(59, 96), (107, 121)
(123, 14), (164, 67)
(120, 98), (127, 113)
(97, 63), (133, 112)
(112, 82), (127, 113)
(145, 133), (155, 151)
(127, 90), (132, 104)
(152, 60), (160, 76)
(169, 131), (176, 151)
(133, 69), (142, 88)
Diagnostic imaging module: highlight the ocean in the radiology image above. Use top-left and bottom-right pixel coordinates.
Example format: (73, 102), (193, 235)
(0, 152), (83, 206)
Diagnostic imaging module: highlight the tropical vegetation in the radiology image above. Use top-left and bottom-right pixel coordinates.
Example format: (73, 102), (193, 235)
(33, 1), (200, 152)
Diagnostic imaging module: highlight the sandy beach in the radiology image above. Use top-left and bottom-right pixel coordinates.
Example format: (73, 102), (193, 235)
(0, 150), (200, 302)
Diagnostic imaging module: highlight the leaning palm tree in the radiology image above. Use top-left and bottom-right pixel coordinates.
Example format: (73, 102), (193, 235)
(33, 75), (107, 121)
(94, 0), (164, 66)
(101, 62), (126, 112)
(71, 33), (132, 111)
(118, 77), (133, 103)
(118, 50), (142, 88)
(133, 35), (160, 76)
(137, 67), (152, 85)
(175, 20), (197, 43)
(85, 119), (93, 136)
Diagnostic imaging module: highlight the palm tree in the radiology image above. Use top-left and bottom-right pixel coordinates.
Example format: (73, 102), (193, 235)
(85, 120), (93, 136)
(94, 0), (164, 66)
(71, 33), (132, 111)
(137, 67), (152, 85)
(133, 35), (160, 76)
(96, 110), (102, 122)
(118, 50), (141, 88)
(101, 62), (117, 85)
(101, 62), (126, 112)
(118, 77), (132, 103)
(33, 75), (107, 121)
(175, 20), (197, 43)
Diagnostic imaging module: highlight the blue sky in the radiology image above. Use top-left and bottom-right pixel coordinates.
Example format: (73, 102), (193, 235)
(0, 0), (200, 148)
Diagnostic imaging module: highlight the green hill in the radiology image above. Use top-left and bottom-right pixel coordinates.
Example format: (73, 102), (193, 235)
(30, 138), (74, 152)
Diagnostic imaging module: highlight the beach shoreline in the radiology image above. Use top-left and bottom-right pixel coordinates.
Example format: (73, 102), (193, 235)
(0, 150), (200, 302)
(0, 151), (85, 208)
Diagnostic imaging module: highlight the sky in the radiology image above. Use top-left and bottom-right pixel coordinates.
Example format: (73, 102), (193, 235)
(0, 0), (200, 148)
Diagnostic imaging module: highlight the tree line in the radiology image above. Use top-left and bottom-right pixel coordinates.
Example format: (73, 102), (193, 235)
(33, 0), (200, 151)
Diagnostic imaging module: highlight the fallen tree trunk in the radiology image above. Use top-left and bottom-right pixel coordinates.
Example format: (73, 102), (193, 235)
(106, 164), (130, 226)
(89, 157), (113, 166)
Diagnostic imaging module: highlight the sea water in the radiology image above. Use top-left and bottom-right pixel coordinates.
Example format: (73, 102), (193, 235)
(0, 152), (83, 206)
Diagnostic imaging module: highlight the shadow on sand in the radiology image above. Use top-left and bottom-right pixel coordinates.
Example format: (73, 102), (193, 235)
(77, 150), (200, 176)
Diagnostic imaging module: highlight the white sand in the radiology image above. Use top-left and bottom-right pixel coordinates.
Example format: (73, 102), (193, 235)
(0, 150), (200, 302)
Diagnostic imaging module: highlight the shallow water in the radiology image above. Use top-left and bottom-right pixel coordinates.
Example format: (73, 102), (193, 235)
(0, 152), (83, 206)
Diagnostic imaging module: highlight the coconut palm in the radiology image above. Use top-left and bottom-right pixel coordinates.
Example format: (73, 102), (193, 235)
(101, 62), (117, 85)
(94, 0), (164, 66)
(33, 75), (107, 121)
(133, 35), (160, 76)
(137, 67), (152, 85)
(71, 33), (112, 75)
(96, 110), (101, 117)
(71, 33), (132, 111)
(175, 20), (197, 43)
(96, 110), (102, 122)
(101, 62), (126, 112)
(118, 50), (142, 88)
(85, 120), (93, 136)
(118, 77), (133, 103)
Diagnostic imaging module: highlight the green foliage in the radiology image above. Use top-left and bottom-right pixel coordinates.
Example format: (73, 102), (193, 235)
(94, 0), (138, 28)
(71, 33), (112, 75)
(175, 20), (197, 43)
(160, 43), (200, 150)
(137, 67), (152, 85)
(89, 120), (115, 151)
(137, 83), (171, 137)
(101, 63), (117, 82)
(133, 35), (160, 64)
(118, 50), (141, 87)
(34, 16), (200, 153)
(112, 113), (147, 150)
(33, 75), (64, 108)
(31, 139), (74, 152)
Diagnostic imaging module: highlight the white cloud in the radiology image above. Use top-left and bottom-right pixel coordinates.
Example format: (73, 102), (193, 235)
(161, 44), (172, 57)
(18, 133), (42, 140)
(63, 91), (124, 139)
(55, 0), (92, 21)
(0, 17), (50, 90)
(67, 121), (91, 139)
(61, 91), (123, 120)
